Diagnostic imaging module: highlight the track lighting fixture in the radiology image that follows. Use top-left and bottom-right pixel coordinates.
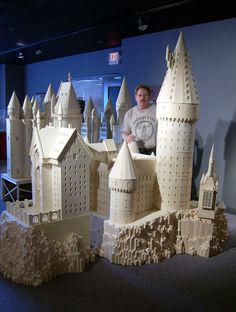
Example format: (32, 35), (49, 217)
(18, 50), (24, 59)
(35, 45), (43, 56)
(138, 16), (148, 32)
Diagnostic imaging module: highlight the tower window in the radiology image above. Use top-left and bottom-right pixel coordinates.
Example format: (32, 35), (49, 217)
(202, 191), (213, 209)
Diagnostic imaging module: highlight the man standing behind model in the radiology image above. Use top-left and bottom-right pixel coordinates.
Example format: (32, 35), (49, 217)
(121, 84), (157, 155)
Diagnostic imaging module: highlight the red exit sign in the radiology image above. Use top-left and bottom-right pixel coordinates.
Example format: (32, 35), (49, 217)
(109, 51), (121, 65)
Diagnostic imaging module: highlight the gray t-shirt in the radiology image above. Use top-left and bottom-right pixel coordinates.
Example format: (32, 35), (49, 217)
(122, 105), (157, 149)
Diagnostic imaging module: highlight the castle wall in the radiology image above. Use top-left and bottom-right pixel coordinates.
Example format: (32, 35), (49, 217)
(97, 166), (110, 217)
(134, 173), (159, 218)
(60, 138), (92, 219)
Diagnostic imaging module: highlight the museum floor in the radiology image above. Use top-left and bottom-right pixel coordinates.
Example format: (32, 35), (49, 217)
(0, 159), (236, 312)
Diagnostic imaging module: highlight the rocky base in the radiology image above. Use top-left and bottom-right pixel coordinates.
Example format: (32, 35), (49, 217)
(0, 212), (94, 286)
(101, 207), (228, 265)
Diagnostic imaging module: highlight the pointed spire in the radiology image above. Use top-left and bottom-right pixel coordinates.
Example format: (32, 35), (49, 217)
(32, 99), (40, 117)
(22, 95), (32, 119)
(55, 81), (80, 114)
(91, 107), (98, 119)
(157, 31), (199, 112)
(84, 96), (94, 120)
(30, 96), (35, 104)
(206, 144), (216, 178)
(110, 114), (115, 132)
(68, 72), (72, 82)
(8, 91), (22, 119)
(116, 77), (132, 125)
(110, 141), (136, 180)
(51, 93), (56, 114)
(105, 98), (114, 115)
(43, 83), (55, 103)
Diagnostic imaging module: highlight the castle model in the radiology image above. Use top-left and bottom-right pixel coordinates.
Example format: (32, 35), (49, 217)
(0, 32), (228, 286)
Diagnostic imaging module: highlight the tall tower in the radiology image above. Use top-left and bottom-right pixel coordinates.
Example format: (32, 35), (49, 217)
(22, 95), (33, 178)
(109, 141), (136, 224)
(6, 92), (24, 178)
(156, 32), (200, 211)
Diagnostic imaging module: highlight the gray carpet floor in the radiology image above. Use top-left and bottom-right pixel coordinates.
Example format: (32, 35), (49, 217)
(0, 160), (236, 312)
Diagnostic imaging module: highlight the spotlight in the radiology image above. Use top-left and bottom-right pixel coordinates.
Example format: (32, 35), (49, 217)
(138, 16), (148, 32)
(35, 47), (42, 56)
(18, 51), (24, 59)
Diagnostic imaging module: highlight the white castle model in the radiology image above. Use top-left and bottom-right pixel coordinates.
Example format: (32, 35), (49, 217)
(0, 32), (228, 286)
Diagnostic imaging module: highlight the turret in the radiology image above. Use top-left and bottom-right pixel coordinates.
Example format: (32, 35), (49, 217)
(156, 32), (200, 211)
(43, 83), (55, 125)
(91, 108), (99, 143)
(109, 141), (136, 224)
(7, 91), (22, 120)
(198, 145), (218, 220)
(57, 101), (63, 128)
(6, 92), (24, 178)
(22, 95), (32, 120)
(36, 109), (44, 130)
(53, 80), (82, 131)
(116, 77), (132, 125)
(22, 95), (33, 178)
(104, 98), (114, 138)
(32, 99), (40, 127)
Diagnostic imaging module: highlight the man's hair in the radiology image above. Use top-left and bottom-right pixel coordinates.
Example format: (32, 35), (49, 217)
(135, 84), (152, 96)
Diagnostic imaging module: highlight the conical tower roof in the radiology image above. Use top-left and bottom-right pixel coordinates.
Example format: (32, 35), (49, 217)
(105, 98), (114, 115)
(8, 91), (21, 111)
(22, 95), (32, 118)
(84, 96), (94, 119)
(8, 91), (22, 119)
(32, 98), (40, 116)
(157, 32), (199, 119)
(54, 81), (80, 115)
(43, 83), (55, 103)
(206, 144), (217, 180)
(110, 141), (136, 180)
(116, 77), (132, 112)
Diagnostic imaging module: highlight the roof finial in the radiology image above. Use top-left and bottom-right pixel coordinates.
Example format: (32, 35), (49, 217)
(68, 72), (72, 82)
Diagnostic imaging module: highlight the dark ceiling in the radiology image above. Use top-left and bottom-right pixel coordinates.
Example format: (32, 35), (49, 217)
(0, 0), (236, 65)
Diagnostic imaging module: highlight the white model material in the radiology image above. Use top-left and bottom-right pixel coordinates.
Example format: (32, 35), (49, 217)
(43, 83), (55, 125)
(53, 80), (82, 131)
(0, 212), (93, 286)
(156, 32), (200, 212)
(112, 77), (132, 144)
(101, 32), (227, 263)
(0, 32), (229, 286)
(6, 92), (33, 179)
(198, 145), (218, 220)
(104, 97), (115, 138)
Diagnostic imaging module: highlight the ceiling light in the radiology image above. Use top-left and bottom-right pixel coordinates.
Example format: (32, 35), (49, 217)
(35, 48), (42, 56)
(16, 41), (26, 47)
(18, 51), (24, 59)
(138, 16), (148, 32)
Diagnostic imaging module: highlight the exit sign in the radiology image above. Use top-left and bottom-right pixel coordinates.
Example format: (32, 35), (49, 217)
(109, 51), (121, 65)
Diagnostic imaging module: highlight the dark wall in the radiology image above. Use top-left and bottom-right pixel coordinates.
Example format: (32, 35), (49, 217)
(5, 64), (25, 105)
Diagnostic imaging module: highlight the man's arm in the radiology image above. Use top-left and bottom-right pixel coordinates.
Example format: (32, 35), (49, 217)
(122, 131), (136, 143)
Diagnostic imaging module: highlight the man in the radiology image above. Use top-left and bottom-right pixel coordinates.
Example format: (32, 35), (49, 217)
(121, 84), (157, 155)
